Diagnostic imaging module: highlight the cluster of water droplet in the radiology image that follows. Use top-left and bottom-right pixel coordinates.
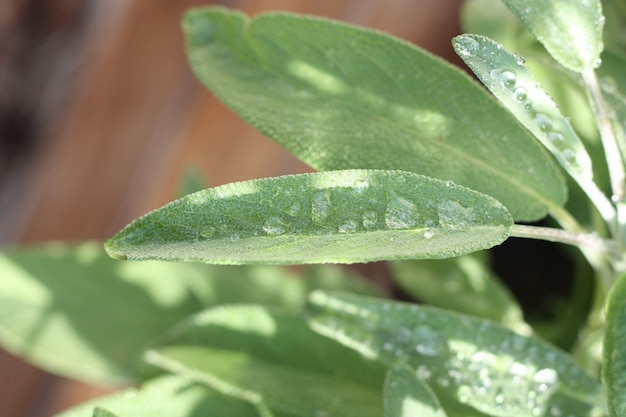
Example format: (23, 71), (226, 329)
(489, 67), (579, 168)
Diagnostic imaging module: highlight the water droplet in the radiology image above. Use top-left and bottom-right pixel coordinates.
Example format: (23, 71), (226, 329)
(437, 199), (475, 227)
(547, 132), (564, 147)
(534, 113), (553, 131)
(395, 175), (406, 183)
(416, 365), (432, 379)
(231, 234), (240, 242)
(514, 87), (528, 101)
(456, 36), (480, 56)
(353, 180), (369, 193)
(490, 69), (501, 80)
(593, 57), (602, 68)
(362, 211), (378, 229)
(312, 191), (331, 224)
(199, 225), (216, 239)
(423, 230), (434, 239)
(516, 55), (526, 65)
(385, 191), (419, 229)
(287, 202), (301, 216)
(533, 368), (557, 385)
(562, 149), (577, 164)
(338, 220), (357, 234)
(263, 216), (286, 235)
(500, 70), (517, 89)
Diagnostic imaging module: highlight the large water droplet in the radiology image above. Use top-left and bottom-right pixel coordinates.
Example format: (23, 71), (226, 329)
(385, 191), (419, 229)
(534, 113), (553, 132)
(423, 230), (434, 239)
(199, 225), (215, 239)
(338, 220), (357, 234)
(562, 148), (577, 164)
(456, 36), (480, 56)
(263, 216), (286, 235)
(437, 200), (475, 227)
(547, 132), (564, 147)
(362, 211), (378, 229)
(500, 70), (517, 89)
(514, 87), (528, 102)
(312, 191), (331, 224)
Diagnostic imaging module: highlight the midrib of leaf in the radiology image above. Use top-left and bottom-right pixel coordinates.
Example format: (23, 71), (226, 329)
(213, 18), (561, 216)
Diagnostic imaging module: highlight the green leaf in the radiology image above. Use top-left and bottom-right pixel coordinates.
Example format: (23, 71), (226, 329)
(500, 0), (605, 72)
(55, 375), (260, 417)
(0, 242), (376, 384)
(384, 361), (447, 417)
(182, 6), (567, 221)
(603, 272), (626, 417)
(92, 408), (119, 417)
(454, 34), (595, 184)
(106, 170), (513, 265)
(307, 291), (603, 417)
(389, 253), (529, 332)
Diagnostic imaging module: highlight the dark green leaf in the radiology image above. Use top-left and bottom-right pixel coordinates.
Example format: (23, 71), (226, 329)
(106, 170), (513, 265)
(308, 291), (603, 417)
(384, 361), (447, 417)
(92, 408), (119, 417)
(182, 6), (567, 221)
(603, 272), (626, 417)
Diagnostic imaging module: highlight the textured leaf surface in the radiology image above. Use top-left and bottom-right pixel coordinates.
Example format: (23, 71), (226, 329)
(183, 6), (567, 221)
(147, 306), (384, 417)
(384, 361), (447, 417)
(308, 291), (603, 417)
(106, 170), (513, 265)
(390, 253), (528, 332)
(454, 34), (595, 185)
(0, 242), (375, 384)
(56, 375), (259, 417)
(603, 273), (626, 417)
(500, 0), (605, 72)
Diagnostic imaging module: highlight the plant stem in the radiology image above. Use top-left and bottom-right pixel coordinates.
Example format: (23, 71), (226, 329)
(510, 224), (618, 255)
(582, 68), (625, 204)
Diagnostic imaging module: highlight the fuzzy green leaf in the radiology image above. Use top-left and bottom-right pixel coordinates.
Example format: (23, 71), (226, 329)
(308, 291), (603, 417)
(500, 0), (605, 72)
(385, 361), (447, 417)
(106, 170), (513, 265)
(0, 242), (375, 384)
(55, 375), (260, 417)
(603, 272), (626, 417)
(182, 6), (567, 221)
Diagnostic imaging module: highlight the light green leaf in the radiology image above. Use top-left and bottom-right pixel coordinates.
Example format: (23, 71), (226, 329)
(105, 170), (513, 265)
(0, 242), (375, 384)
(500, 0), (605, 72)
(92, 408), (119, 417)
(603, 272), (626, 417)
(55, 375), (260, 417)
(147, 346), (383, 417)
(182, 6), (567, 221)
(389, 253), (529, 332)
(385, 361), (447, 417)
(308, 291), (603, 417)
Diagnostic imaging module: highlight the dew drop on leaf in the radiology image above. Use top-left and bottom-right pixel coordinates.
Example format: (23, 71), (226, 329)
(311, 191), (331, 224)
(199, 225), (216, 239)
(547, 132), (565, 148)
(499, 70), (517, 89)
(533, 113), (553, 132)
(338, 220), (357, 234)
(263, 216), (286, 235)
(362, 211), (378, 229)
(513, 87), (528, 102)
(385, 191), (419, 229)
(286, 202), (301, 216)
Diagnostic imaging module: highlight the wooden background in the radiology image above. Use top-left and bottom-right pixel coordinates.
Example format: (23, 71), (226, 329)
(0, 1), (462, 415)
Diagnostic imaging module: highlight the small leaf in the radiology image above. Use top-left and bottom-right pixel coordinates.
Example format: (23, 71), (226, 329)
(500, 0), (605, 72)
(308, 291), (603, 417)
(106, 170), (513, 265)
(183, 6), (567, 221)
(453, 34), (595, 185)
(603, 272), (626, 417)
(389, 253), (529, 332)
(92, 408), (119, 417)
(55, 375), (260, 417)
(384, 361), (447, 417)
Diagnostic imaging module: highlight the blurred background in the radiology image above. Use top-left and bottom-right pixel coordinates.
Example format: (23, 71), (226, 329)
(0, 1), (463, 415)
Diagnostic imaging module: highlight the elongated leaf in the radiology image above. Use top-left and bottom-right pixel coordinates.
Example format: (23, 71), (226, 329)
(385, 361), (447, 417)
(183, 6), (567, 221)
(603, 273), (626, 417)
(500, 0), (605, 72)
(106, 170), (513, 265)
(389, 253), (528, 332)
(0, 242), (374, 384)
(56, 375), (260, 417)
(454, 34), (595, 183)
(147, 346), (383, 417)
(308, 291), (603, 417)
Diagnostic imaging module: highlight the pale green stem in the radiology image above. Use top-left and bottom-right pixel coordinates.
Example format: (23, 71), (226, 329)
(582, 68), (625, 204)
(510, 224), (618, 256)
(580, 178), (617, 229)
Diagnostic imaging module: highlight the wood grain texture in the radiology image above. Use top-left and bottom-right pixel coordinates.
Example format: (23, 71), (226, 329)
(0, 1), (462, 415)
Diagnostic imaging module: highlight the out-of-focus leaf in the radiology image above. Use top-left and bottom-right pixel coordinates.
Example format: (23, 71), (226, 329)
(500, 0), (605, 72)
(0, 242), (376, 384)
(603, 272), (626, 417)
(182, 6), (568, 221)
(384, 361), (447, 417)
(55, 375), (260, 417)
(92, 408), (119, 417)
(308, 291), (603, 417)
(389, 253), (528, 332)
(106, 170), (513, 265)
